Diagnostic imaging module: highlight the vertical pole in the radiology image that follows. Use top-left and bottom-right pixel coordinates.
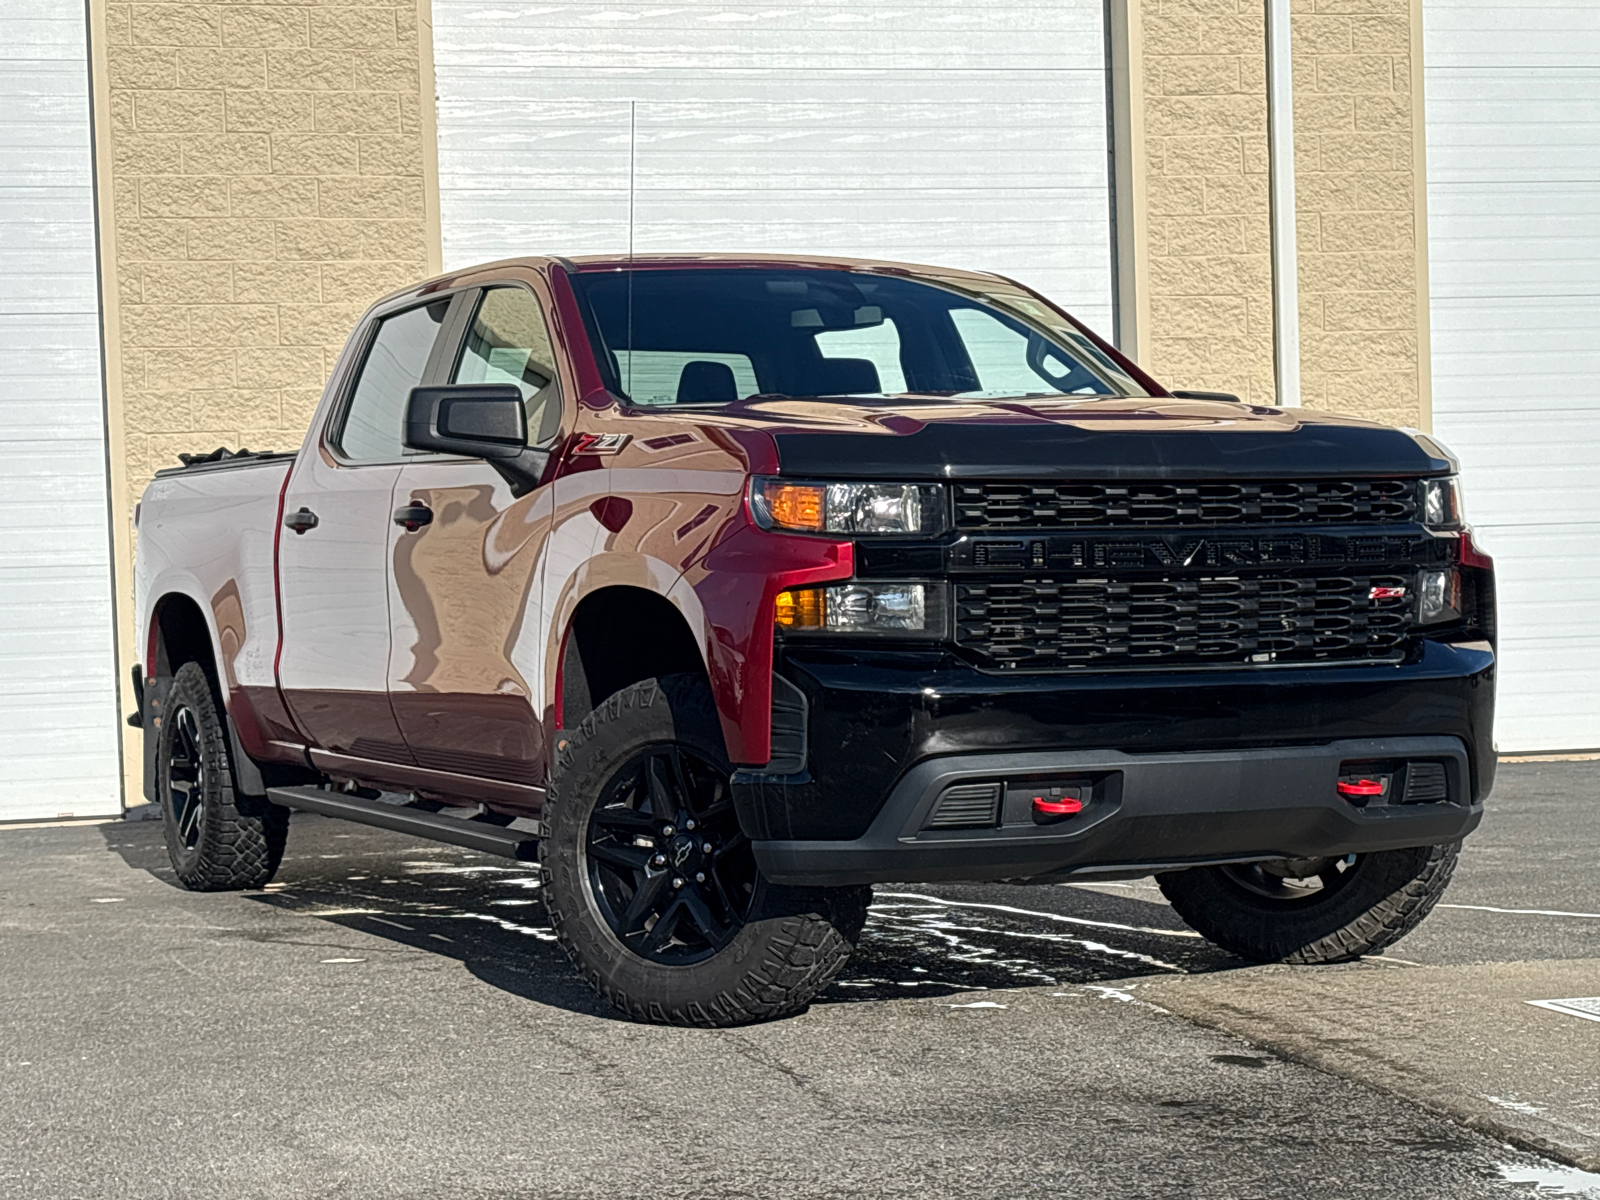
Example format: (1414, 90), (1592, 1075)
(1106, 0), (1150, 366)
(1408, 0), (1434, 433)
(84, 0), (135, 809)
(1266, 0), (1301, 407)
(626, 100), (636, 395)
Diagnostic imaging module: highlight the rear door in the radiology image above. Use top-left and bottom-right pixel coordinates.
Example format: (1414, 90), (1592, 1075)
(387, 280), (564, 791)
(277, 295), (458, 761)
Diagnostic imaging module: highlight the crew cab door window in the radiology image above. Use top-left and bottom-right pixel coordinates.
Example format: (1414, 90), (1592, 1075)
(452, 286), (562, 444)
(336, 298), (452, 462)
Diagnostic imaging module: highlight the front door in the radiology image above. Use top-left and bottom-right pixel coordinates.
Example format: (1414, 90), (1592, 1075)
(388, 284), (563, 790)
(277, 296), (455, 761)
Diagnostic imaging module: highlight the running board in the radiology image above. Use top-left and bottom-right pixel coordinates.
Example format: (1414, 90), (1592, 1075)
(266, 786), (539, 860)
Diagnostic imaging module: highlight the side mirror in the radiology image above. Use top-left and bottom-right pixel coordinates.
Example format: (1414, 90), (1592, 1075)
(1169, 389), (1242, 403)
(405, 384), (547, 496)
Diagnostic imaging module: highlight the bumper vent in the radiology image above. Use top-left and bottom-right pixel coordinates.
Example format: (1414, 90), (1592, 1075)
(926, 781), (1001, 829)
(954, 479), (1417, 530)
(1403, 761), (1449, 804)
(955, 573), (1411, 670)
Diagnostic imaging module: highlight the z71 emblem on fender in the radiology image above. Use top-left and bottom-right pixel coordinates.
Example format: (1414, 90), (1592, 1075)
(572, 432), (631, 455)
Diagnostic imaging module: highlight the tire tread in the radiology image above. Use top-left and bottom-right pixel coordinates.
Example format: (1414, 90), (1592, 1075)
(540, 675), (868, 1027)
(161, 662), (287, 892)
(1158, 841), (1459, 965)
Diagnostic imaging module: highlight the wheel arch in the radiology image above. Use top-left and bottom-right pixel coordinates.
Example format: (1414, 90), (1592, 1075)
(147, 589), (224, 693)
(558, 584), (710, 733)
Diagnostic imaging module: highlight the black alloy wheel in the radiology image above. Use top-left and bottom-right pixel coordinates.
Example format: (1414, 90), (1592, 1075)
(1217, 854), (1360, 904)
(1158, 841), (1461, 965)
(586, 744), (757, 964)
(540, 674), (871, 1026)
(165, 704), (209, 851)
(157, 661), (288, 891)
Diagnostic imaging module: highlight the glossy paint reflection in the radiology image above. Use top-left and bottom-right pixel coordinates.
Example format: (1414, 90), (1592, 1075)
(389, 459), (551, 795)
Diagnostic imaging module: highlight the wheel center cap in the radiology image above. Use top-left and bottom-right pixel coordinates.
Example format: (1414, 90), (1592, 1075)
(670, 835), (696, 868)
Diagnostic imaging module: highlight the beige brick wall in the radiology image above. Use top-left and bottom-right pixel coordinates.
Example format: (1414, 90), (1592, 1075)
(101, 0), (437, 509)
(1139, 0), (1279, 406)
(1291, 0), (1427, 428)
(1128, 0), (1427, 424)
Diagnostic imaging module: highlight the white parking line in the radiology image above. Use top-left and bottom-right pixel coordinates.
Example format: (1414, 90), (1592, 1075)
(875, 891), (1203, 938)
(1439, 903), (1600, 920)
(1526, 997), (1600, 1025)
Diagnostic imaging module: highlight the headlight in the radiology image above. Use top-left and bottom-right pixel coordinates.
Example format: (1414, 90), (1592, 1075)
(1421, 476), (1463, 529)
(1417, 568), (1462, 625)
(775, 582), (948, 637)
(751, 478), (945, 536)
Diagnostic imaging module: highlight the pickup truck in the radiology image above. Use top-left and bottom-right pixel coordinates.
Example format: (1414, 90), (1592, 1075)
(132, 254), (1496, 1026)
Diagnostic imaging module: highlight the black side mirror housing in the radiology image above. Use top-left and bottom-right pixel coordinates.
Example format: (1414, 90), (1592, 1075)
(405, 384), (548, 496)
(1169, 389), (1243, 403)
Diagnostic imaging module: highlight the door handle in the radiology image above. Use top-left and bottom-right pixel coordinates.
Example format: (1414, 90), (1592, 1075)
(284, 507), (319, 534)
(393, 503), (433, 532)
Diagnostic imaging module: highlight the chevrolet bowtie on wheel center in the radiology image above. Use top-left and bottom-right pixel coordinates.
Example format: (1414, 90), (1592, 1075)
(132, 254), (1496, 1026)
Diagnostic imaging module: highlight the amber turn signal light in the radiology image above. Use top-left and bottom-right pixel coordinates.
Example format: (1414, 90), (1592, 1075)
(759, 482), (826, 532)
(774, 586), (827, 629)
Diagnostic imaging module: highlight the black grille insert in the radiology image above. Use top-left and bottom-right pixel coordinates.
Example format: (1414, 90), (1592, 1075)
(1403, 762), (1449, 804)
(954, 480), (1418, 530)
(955, 573), (1412, 670)
(926, 782), (1002, 829)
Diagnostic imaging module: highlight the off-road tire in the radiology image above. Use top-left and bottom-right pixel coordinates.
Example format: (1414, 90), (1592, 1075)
(541, 674), (870, 1026)
(1157, 841), (1460, 964)
(158, 661), (288, 891)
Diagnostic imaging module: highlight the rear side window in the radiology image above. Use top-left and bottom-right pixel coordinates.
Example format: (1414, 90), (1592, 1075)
(337, 299), (451, 462)
(815, 321), (907, 394)
(452, 287), (563, 444)
(615, 350), (759, 405)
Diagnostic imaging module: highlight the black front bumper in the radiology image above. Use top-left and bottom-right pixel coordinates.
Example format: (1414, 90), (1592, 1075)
(752, 736), (1481, 886)
(737, 640), (1494, 886)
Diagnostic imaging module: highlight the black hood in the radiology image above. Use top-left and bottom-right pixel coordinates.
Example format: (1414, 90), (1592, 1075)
(724, 396), (1450, 480)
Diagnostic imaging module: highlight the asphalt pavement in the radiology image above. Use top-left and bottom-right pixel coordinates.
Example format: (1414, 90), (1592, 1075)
(0, 761), (1596, 1198)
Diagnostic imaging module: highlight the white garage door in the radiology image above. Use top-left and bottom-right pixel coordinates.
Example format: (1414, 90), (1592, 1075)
(431, 0), (1115, 335)
(1424, 1), (1600, 752)
(0, 0), (121, 819)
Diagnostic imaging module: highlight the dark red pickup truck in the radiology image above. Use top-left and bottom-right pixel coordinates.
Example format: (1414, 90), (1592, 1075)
(133, 254), (1496, 1025)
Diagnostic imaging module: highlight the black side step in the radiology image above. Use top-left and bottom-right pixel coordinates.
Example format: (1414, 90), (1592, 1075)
(266, 786), (539, 861)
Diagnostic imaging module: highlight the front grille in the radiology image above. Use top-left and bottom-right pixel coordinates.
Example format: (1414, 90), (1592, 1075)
(955, 573), (1412, 670)
(954, 480), (1418, 530)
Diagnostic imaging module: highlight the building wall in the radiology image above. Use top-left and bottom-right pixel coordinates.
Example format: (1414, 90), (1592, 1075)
(1137, 0), (1278, 406)
(1291, 0), (1429, 429)
(100, 0), (439, 512)
(1127, 0), (1429, 427)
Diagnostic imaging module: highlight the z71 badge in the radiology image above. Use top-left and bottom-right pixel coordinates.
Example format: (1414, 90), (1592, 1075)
(571, 432), (631, 455)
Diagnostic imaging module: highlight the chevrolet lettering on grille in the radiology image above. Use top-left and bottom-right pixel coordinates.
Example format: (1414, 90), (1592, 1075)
(957, 532), (1443, 572)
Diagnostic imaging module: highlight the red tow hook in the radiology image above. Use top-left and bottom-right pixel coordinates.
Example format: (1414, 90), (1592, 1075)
(1032, 795), (1084, 816)
(1336, 779), (1387, 798)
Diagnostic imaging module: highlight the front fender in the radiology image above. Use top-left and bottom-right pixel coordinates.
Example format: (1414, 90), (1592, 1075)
(687, 524), (854, 765)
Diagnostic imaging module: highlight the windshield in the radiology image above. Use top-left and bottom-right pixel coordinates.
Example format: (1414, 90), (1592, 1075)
(570, 268), (1144, 406)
